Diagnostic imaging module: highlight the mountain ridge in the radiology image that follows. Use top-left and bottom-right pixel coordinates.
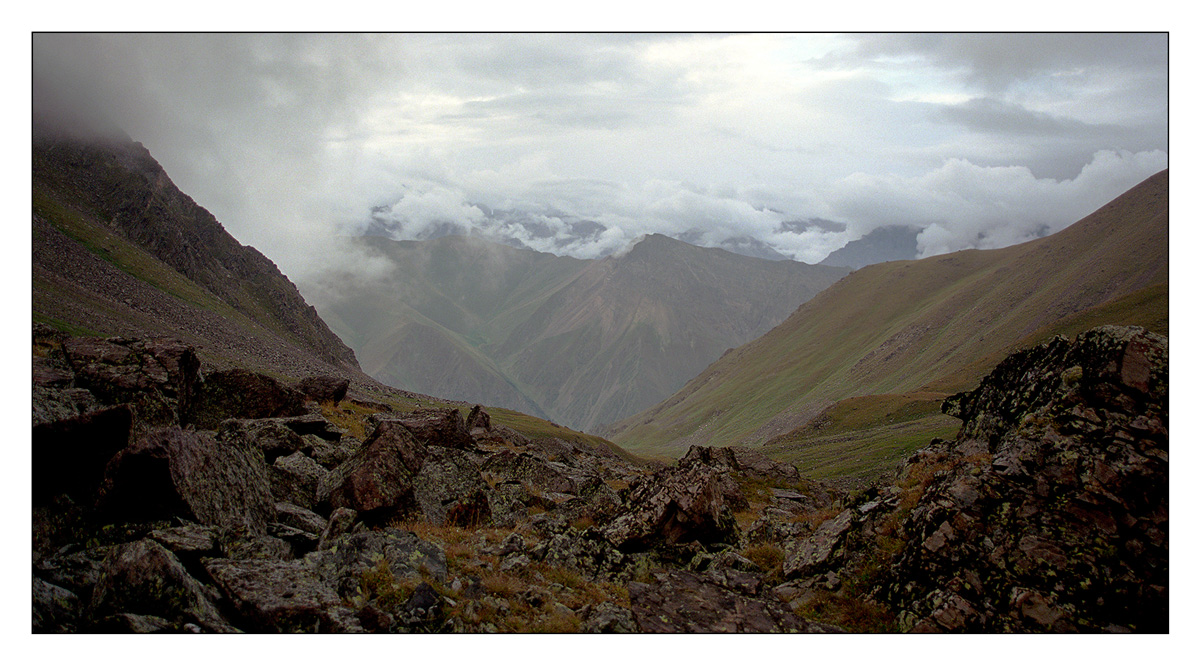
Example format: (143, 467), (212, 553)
(605, 170), (1168, 461)
(308, 232), (850, 432)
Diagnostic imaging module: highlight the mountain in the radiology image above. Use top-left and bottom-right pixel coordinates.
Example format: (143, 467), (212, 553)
(307, 233), (850, 432)
(605, 170), (1168, 467)
(33, 118), (361, 380)
(819, 225), (920, 269)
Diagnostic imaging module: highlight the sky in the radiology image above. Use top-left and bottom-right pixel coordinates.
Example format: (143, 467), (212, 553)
(31, 31), (1168, 281)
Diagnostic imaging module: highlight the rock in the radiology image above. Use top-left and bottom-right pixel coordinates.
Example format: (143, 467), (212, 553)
(294, 375), (350, 404)
(186, 369), (307, 429)
(98, 427), (276, 538)
(482, 449), (577, 494)
(783, 509), (854, 579)
(604, 464), (744, 552)
(92, 613), (179, 633)
(203, 557), (344, 633)
(397, 581), (444, 629)
(31, 386), (101, 428)
(219, 418), (305, 463)
(317, 419), (426, 521)
(32, 404), (132, 504)
(579, 601), (635, 633)
(317, 507), (359, 550)
(880, 326), (1168, 632)
(413, 447), (493, 527)
(62, 336), (200, 425)
(270, 451), (329, 510)
(277, 413), (346, 441)
(33, 577), (81, 633)
(465, 404), (491, 432)
(629, 570), (838, 633)
(533, 527), (628, 582)
(148, 524), (220, 557)
(274, 502), (328, 536)
(311, 529), (447, 599)
(376, 407), (473, 450)
(89, 539), (233, 632)
(304, 433), (361, 469)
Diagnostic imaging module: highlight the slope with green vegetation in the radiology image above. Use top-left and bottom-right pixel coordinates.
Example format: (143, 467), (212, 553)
(309, 233), (849, 433)
(607, 170), (1168, 475)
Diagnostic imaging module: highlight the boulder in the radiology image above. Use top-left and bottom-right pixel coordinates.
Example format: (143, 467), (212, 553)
(604, 464), (744, 552)
(311, 528), (447, 599)
(98, 427), (276, 537)
(482, 449), (577, 495)
(33, 577), (81, 633)
(374, 407), (473, 450)
(204, 557), (347, 633)
(317, 420), (427, 521)
(413, 447), (493, 527)
(186, 369), (307, 429)
(782, 509), (855, 579)
(62, 336), (200, 425)
(270, 451), (329, 510)
(294, 375), (350, 405)
(219, 418), (305, 463)
(465, 404), (491, 432)
(88, 539), (234, 632)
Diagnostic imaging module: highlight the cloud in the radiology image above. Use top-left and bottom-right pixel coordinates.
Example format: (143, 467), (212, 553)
(31, 33), (1168, 283)
(831, 149), (1168, 258)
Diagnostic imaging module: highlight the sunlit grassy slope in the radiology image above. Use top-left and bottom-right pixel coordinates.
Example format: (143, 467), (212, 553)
(607, 170), (1168, 467)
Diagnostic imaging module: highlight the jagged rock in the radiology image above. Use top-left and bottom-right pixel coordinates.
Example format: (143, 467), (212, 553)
(218, 418), (305, 463)
(413, 447), (493, 527)
(628, 570), (839, 633)
(579, 601), (635, 633)
(277, 413), (346, 440)
(311, 529), (447, 599)
(92, 613), (179, 633)
(270, 451), (329, 510)
(783, 509), (854, 579)
(187, 369), (307, 429)
(604, 464), (744, 552)
(317, 420), (426, 521)
(148, 524), (220, 557)
(531, 527), (628, 582)
(203, 557), (347, 633)
(304, 433), (361, 469)
(294, 375), (350, 405)
(482, 449), (577, 494)
(33, 577), (81, 633)
(31, 386), (101, 427)
(89, 539), (234, 632)
(374, 408), (473, 450)
(98, 427), (276, 538)
(32, 404), (132, 504)
(274, 502), (328, 536)
(397, 581), (444, 629)
(465, 404), (491, 432)
(62, 336), (200, 425)
(317, 507), (359, 550)
(35, 546), (114, 599)
(877, 326), (1169, 632)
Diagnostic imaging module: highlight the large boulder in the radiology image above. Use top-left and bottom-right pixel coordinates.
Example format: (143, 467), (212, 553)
(294, 375), (350, 405)
(61, 336), (200, 425)
(203, 558), (352, 633)
(218, 418), (305, 463)
(373, 408), (473, 450)
(186, 369), (308, 429)
(317, 420), (427, 521)
(88, 538), (234, 632)
(482, 449), (578, 495)
(98, 427), (276, 537)
(270, 451), (329, 510)
(311, 528), (448, 599)
(604, 464), (745, 552)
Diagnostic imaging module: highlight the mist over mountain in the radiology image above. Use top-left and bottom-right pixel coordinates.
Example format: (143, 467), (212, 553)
(819, 225), (920, 270)
(304, 233), (849, 432)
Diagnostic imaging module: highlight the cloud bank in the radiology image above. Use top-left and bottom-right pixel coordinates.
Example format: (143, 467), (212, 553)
(31, 33), (1168, 277)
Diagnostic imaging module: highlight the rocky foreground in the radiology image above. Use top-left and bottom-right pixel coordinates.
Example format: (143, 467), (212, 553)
(31, 324), (1166, 633)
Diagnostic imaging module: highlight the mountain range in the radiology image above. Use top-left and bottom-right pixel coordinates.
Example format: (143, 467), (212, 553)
(307, 234), (849, 432)
(604, 170), (1168, 474)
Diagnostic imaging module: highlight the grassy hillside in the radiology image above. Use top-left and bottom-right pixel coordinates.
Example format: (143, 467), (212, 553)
(607, 170), (1168, 469)
(308, 233), (849, 432)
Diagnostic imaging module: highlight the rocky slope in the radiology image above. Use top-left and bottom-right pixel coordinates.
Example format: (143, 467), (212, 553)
(309, 233), (848, 432)
(32, 325), (1166, 633)
(33, 118), (359, 378)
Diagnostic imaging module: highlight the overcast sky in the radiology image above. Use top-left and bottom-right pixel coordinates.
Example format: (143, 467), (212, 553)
(31, 32), (1168, 279)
